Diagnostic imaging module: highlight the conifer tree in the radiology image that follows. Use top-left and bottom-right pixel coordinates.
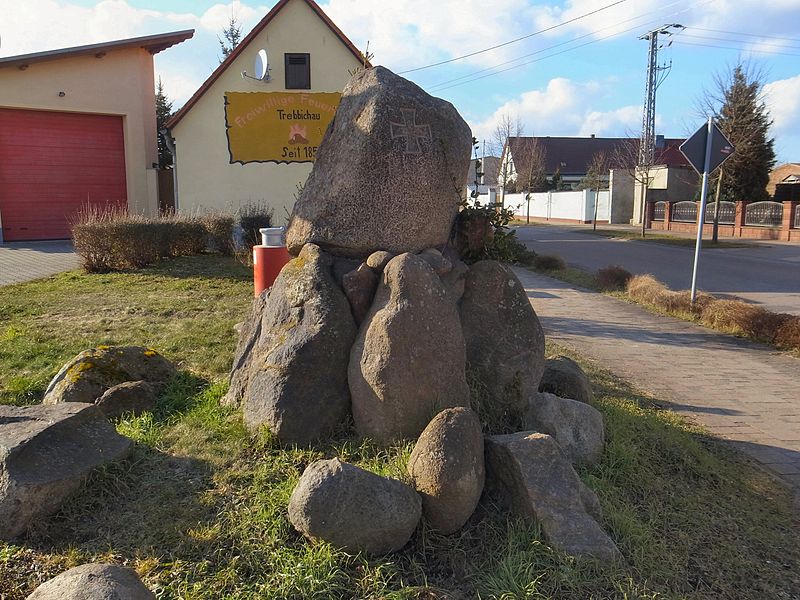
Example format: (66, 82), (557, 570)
(155, 77), (173, 169)
(218, 14), (243, 62)
(703, 65), (776, 202)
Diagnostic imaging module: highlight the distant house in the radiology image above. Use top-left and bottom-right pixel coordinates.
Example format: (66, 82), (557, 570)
(165, 0), (366, 222)
(768, 163), (800, 197)
(499, 135), (689, 191)
(465, 155), (500, 200)
(0, 31), (193, 242)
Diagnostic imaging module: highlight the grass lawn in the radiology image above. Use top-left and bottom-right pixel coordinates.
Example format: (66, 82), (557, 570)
(1, 255), (799, 599)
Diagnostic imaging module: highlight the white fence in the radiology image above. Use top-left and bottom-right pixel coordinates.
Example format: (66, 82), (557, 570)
(501, 190), (611, 222)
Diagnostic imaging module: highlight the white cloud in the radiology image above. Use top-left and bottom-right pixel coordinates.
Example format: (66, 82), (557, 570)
(470, 77), (641, 145)
(764, 75), (800, 136)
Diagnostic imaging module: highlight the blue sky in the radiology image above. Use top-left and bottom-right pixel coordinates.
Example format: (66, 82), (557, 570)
(2, 0), (800, 162)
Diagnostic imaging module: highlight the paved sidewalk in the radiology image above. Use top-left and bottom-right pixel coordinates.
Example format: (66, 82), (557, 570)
(0, 241), (79, 286)
(514, 267), (800, 496)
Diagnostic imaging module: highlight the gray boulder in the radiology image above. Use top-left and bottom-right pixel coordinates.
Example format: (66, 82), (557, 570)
(342, 263), (379, 325)
(524, 392), (604, 466)
(288, 458), (421, 555)
(366, 250), (395, 272)
(228, 244), (357, 444)
(440, 259), (469, 305)
(223, 289), (269, 407)
(1, 403), (133, 540)
(539, 356), (594, 404)
(26, 563), (154, 599)
(460, 261), (545, 431)
(484, 432), (619, 561)
(407, 407), (484, 534)
(419, 248), (452, 275)
(94, 380), (157, 420)
(42, 346), (175, 405)
(349, 253), (470, 443)
(286, 66), (472, 257)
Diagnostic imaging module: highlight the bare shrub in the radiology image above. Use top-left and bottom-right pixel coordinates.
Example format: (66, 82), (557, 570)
(72, 207), (215, 272)
(533, 253), (567, 271)
(700, 300), (792, 342)
(596, 265), (632, 291)
(626, 274), (667, 305)
(202, 213), (235, 255)
(239, 202), (274, 250)
(774, 316), (800, 351)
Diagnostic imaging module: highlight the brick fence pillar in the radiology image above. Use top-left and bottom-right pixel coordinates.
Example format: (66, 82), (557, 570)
(645, 202), (654, 229)
(664, 200), (672, 231)
(781, 200), (796, 241)
(734, 200), (746, 238)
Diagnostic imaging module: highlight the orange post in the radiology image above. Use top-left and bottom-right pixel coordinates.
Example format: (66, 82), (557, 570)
(253, 245), (290, 296)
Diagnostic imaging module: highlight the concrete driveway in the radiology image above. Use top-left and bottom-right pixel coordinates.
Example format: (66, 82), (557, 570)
(515, 224), (800, 315)
(0, 241), (80, 286)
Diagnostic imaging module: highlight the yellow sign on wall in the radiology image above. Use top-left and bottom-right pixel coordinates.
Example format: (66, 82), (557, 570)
(224, 92), (341, 164)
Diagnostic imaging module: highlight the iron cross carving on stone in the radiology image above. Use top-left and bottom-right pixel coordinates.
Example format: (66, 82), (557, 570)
(390, 108), (432, 154)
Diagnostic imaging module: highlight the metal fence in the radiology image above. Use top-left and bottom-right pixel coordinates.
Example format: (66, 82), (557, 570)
(672, 201), (698, 223)
(704, 201), (736, 224)
(652, 201), (666, 221)
(744, 201), (783, 227)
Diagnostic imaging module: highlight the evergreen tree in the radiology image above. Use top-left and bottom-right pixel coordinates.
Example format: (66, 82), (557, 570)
(218, 13), (242, 62)
(155, 77), (173, 169)
(708, 65), (776, 202)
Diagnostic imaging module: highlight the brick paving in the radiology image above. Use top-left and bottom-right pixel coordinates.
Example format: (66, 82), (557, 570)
(514, 267), (800, 497)
(0, 241), (79, 286)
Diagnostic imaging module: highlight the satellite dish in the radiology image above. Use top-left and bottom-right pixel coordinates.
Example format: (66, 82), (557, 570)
(254, 49), (270, 81)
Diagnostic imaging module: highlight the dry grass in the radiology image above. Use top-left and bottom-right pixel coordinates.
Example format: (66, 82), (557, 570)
(595, 265), (633, 292)
(532, 253), (567, 271)
(625, 274), (800, 352)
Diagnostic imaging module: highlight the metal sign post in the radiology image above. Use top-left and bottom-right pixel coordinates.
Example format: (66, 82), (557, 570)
(679, 120), (735, 305)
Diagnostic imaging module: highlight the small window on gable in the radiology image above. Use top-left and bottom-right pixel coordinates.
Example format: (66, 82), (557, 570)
(285, 53), (311, 89)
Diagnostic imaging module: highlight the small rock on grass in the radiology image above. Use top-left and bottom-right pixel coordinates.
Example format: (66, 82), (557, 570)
(538, 355), (594, 404)
(26, 563), (154, 599)
(484, 431), (619, 561)
(408, 407), (484, 534)
(524, 392), (604, 466)
(288, 458), (421, 555)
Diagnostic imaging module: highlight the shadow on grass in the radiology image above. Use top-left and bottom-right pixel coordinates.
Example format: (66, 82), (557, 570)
(144, 255), (252, 283)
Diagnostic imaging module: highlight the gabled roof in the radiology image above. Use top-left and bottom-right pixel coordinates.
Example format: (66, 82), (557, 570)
(0, 30), (194, 70)
(507, 136), (689, 178)
(166, 0), (367, 129)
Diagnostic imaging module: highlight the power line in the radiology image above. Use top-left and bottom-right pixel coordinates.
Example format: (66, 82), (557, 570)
(425, 0), (709, 94)
(425, 0), (687, 91)
(397, 0), (627, 74)
(674, 39), (800, 58)
(676, 32), (800, 51)
(687, 27), (800, 44)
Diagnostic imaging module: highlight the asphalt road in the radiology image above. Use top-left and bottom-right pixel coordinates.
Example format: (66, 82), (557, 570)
(514, 224), (800, 315)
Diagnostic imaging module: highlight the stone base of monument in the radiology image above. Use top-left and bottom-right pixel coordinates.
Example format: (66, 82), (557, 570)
(224, 65), (618, 560)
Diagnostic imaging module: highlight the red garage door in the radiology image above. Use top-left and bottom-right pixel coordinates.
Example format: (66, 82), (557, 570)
(0, 108), (127, 241)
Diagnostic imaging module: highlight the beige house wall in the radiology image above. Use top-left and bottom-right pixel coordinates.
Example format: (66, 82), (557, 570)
(171, 0), (362, 223)
(0, 48), (159, 215)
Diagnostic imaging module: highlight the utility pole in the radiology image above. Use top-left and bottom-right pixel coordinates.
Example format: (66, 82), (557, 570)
(638, 23), (684, 235)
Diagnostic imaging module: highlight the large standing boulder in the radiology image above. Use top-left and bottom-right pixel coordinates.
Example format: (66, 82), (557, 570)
(524, 392), (605, 466)
(228, 244), (357, 444)
(460, 261), (545, 431)
(42, 346), (175, 405)
(223, 289), (269, 407)
(484, 432), (619, 561)
(538, 356), (594, 404)
(288, 458), (421, 555)
(1, 403), (133, 540)
(286, 66), (473, 257)
(407, 408), (484, 534)
(26, 563), (154, 599)
(349, 254), (470, 443)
